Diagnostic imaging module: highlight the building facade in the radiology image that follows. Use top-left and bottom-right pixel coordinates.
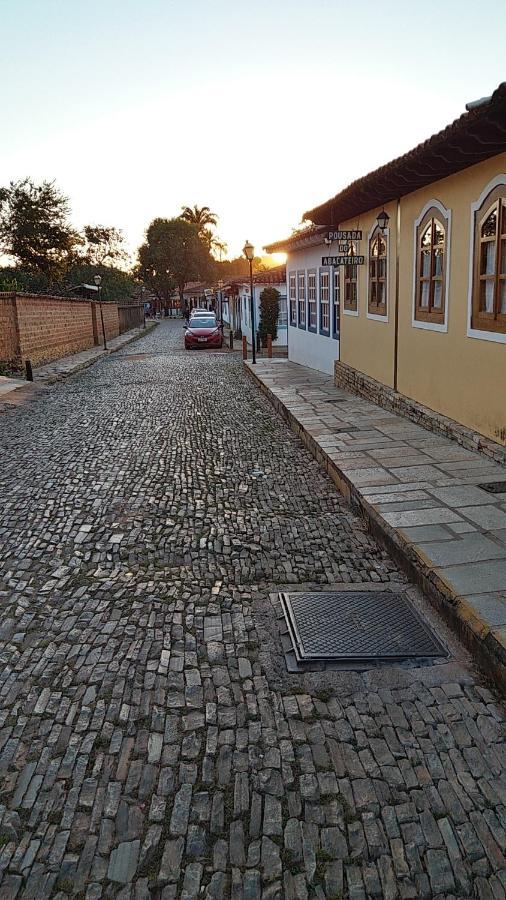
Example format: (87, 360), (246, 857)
(182, 283), (214, 312)
(267, 83), (506, 444)
(265, 230), (340, 374)
(233, 266), (288, 347)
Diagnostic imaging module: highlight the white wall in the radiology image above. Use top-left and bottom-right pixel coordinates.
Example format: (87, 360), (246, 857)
(286, 242), (340, 375)
(239, 282), (288, 346)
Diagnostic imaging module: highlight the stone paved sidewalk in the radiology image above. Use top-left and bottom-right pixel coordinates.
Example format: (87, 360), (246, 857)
(246, 359), (506, 690)
(0, 321), (505, 899)
(0, 378), (27, 399)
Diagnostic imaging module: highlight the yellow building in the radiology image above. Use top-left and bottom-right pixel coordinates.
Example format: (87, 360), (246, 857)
(302, 83), (506, 446)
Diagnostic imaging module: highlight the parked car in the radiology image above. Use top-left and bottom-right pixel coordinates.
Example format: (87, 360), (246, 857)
(189, 308), (211, 318)
(184, 316), (223, 349)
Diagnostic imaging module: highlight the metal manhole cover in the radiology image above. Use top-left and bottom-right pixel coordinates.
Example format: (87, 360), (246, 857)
(280, 591), (447, 662)
(478, 481), (506, 494)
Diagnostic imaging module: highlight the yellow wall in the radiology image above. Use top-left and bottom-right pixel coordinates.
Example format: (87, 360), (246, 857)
(339, 154), (506, 444)
(340, 202), (397, 388)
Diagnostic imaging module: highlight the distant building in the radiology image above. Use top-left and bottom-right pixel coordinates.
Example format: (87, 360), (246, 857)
(225, 266), (287, 346)
(182, 282), (214, 312)
(264, 228), (338, 373)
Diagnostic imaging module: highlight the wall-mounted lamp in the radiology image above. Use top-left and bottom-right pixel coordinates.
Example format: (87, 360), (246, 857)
(377, 209), (390, 232)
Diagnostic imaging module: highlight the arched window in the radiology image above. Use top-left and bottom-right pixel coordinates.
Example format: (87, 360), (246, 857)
(368, 228), (388, 316)
(472, 187), (506, 334)
(415, 211), (446, 324)
(343, 242), (358, 312)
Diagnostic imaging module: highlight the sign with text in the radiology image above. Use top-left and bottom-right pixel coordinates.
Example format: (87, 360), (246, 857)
(322, 255), (365, 266)
(328, 229), (362, 242)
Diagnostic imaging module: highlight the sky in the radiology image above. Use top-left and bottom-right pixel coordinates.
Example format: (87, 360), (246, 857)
(1, 0), (505, 264)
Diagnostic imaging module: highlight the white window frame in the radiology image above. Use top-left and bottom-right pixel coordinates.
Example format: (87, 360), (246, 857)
(332, 267), (341, 338)
(412, 198), (451, 333)
(289, 272), (297, 326)
(319, 268), (331, 334)
(297, 270), (306, 328)
(307, 269), (317, 331)
(366, 223), (389, 322)
(342, 242), (360, 317)
(467, 174), (506, 345)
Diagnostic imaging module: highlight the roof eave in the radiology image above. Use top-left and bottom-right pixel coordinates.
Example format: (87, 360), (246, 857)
(304, 82), (506, 226)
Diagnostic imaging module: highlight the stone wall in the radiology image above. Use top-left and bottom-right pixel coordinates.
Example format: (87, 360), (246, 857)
(0, 293), (128, 369)
(335, 360), (506, 465)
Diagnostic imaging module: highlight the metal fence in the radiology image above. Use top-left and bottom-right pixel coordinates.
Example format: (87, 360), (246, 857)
(117, 304), (144, 334)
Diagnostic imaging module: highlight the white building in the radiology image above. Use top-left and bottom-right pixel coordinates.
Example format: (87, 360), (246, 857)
(236, 265), (288, 347)
(264, 228), (340, 374)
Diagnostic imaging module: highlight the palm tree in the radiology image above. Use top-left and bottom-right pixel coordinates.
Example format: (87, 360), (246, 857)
(211, 237), (228, 261)
(180, 205), (218, 233)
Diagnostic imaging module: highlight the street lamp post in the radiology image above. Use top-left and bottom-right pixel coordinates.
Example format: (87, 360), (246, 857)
(242, 240), (256, 364)
(94, 274), (107, 349)
(140, 285), (146, 328)
(217, 279), (224, 326)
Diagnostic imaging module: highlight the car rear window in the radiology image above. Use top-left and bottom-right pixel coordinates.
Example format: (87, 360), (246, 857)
(189, 318), (216, 329)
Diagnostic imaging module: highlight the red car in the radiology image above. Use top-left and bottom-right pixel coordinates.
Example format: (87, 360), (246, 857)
(184, 316), (223, 349)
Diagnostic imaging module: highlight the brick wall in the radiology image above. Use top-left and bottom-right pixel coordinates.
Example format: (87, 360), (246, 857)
(100, 302), (120, 341)
(0, 294), (18, 365)
(0, 293), (130, 369)
(15, 295), (95, 365)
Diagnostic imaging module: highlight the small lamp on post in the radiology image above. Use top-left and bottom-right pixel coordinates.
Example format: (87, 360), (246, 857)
(242, 240), (256, 364)
(93, 274), (107, 350)
(377, 209), (390, 233)
(140, 285), (146, 328)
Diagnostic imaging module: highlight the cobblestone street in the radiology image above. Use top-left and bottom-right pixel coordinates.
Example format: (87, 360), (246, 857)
(0, 319), (505, 899)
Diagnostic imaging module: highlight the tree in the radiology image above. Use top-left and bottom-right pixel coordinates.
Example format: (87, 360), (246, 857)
(180, 206), (228, 261)
(137, 240), (175, 305)
(137, 218), (214, 305)
(80, 225), (127, 267)
(258, 287), (280, 346)
(67, 263), (137, 301)
(200, 228), (228, 260)
(180, 205), (218, 233)
(0, 178), (79, 283)
(210, 237), (228, 261)
(0, 265), (50, 294)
